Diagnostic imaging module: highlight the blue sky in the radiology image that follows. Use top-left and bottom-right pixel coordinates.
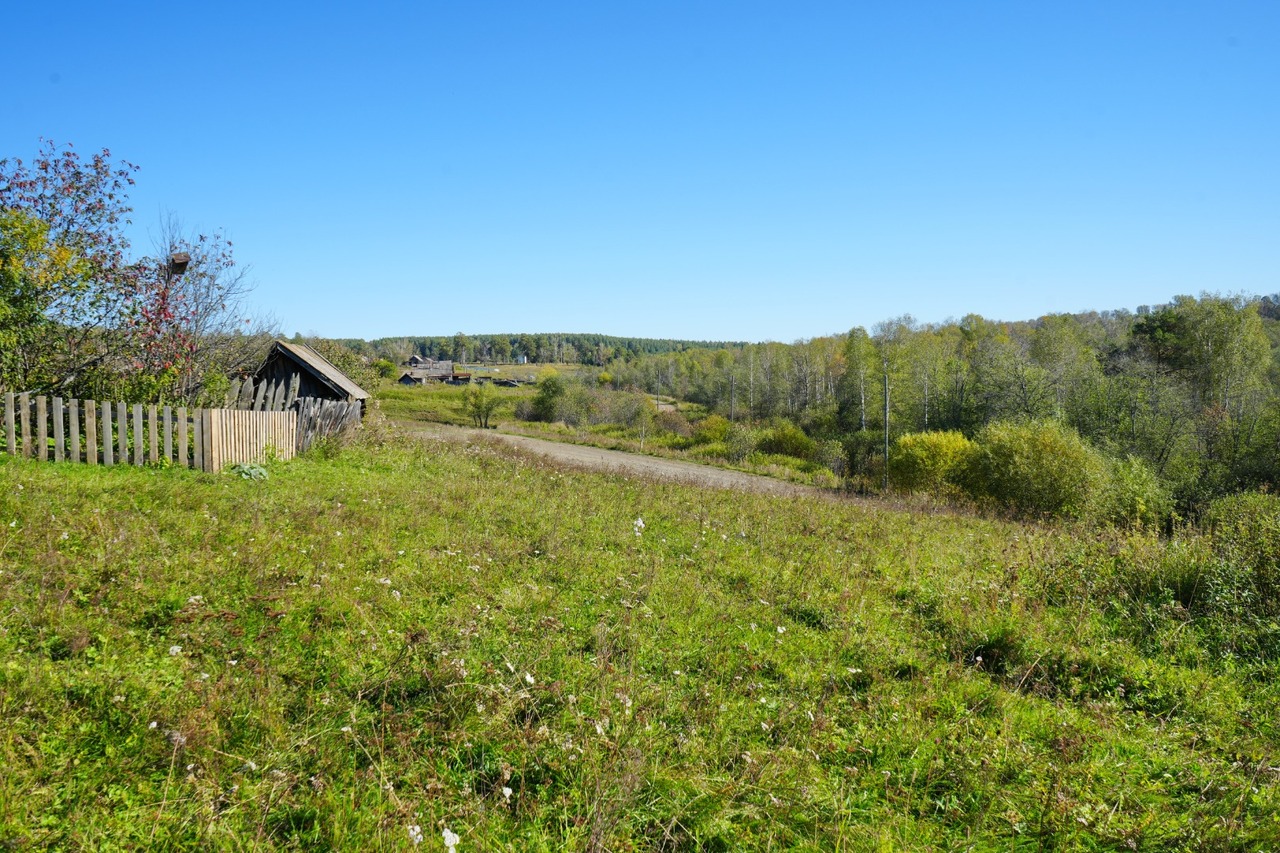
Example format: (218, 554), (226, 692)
(4, 2), (1278, 342)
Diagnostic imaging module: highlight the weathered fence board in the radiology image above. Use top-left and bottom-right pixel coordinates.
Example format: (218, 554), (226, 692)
(193, 410), (205, 471)
(163, 407), (173, 463)
(102, 401), (114, 466)
(53, 398), (65, 462)
(3, 393), (352, 472)
(84, 401), (96, 466)
(4, 392), (14, 455)
(116, 402), (128, 463)
(177, 406), (189, 468)
(70, 399), (81, 464)
(19, 393), (31, 457)
(36, 396), (48, 461)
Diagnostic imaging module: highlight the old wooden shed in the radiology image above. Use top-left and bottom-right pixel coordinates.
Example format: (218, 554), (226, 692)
(254, 341), (370, 410)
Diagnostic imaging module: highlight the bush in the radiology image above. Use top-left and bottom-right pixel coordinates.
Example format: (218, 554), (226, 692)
(529, 374), (565, 422)
(889, 431), (975, 494)
(692, 415), (731, 445)
(1202, 492), (1280, 608)
(1098, 456), (1171, 529)
(724, 424), (756, 462)
(756, 421), (816, 461)
(814, 439), (847, 477)
(655, 408), (692, 438)
(841, 430), (884, 480)
(959, 420), (1107, 519)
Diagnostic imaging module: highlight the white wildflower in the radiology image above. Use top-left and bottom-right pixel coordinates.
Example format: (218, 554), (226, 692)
(776, 626), (786, 634)
(169, 645), (183, 656)
(524, 672), (535, 685)
(407, 824), (423, 845)
(502, 786), (512, 802)
(442, 827), (460, 850)
(633, 518), (645, 536)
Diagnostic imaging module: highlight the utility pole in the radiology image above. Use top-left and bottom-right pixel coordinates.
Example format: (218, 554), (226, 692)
(883, 356), (890, 492)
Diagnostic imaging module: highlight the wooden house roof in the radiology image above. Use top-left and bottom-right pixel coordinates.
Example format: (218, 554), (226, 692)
(261, 341), (370, 402)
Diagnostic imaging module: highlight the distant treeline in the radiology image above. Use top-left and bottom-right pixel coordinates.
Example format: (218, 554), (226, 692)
(595, 293), (1280, 510)
(332, 333), (747, 366)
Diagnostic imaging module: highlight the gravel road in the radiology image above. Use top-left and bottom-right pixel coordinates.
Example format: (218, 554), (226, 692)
(402, 422), (822, 497)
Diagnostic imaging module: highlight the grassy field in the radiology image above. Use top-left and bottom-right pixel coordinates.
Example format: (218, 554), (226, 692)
(2, 423), (1279, 849)
(376, 381), (841, 489)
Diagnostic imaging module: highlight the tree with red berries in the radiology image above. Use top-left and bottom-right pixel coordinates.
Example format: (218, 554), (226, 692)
(0, 140), (266, 402)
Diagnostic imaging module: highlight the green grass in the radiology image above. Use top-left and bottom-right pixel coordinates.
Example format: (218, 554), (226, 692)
(376, 383), (533, 428)
(2, 428), (1279, 849)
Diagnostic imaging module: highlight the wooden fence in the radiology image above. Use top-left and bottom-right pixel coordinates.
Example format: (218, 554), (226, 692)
(225, 374), (301, 412)
(220, 376), (364, 452)
(2, 392), (298, 473)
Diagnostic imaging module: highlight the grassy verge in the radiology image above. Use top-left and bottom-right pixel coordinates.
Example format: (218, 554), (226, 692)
(3, 432), (1277, 849)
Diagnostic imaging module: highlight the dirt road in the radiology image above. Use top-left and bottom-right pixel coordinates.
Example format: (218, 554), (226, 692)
(401, 422), (822, 497)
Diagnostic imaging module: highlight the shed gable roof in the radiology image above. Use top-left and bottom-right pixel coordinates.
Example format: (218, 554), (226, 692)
(263, 341), (370, 401)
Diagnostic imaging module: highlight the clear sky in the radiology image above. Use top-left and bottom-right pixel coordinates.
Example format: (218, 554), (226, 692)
(4, 2), (1278, 343)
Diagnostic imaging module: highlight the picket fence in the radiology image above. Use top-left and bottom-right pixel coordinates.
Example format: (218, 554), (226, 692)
(2, 392), (302, 473)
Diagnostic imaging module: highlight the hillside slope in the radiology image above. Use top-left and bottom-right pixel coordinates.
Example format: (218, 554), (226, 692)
(1, 434), (1277, 849)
